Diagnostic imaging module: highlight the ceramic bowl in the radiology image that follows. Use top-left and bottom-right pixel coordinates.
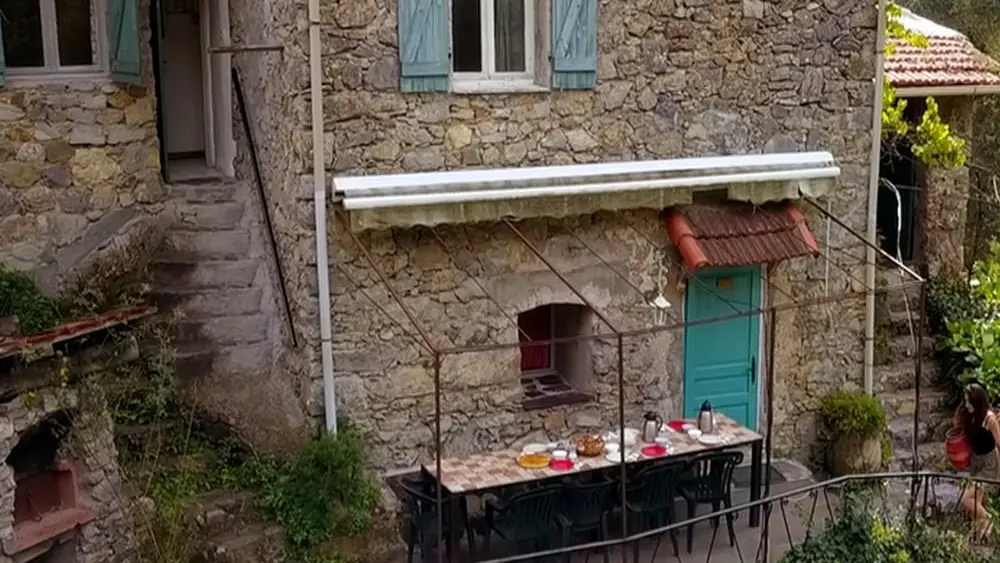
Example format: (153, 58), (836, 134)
(687, 428), (703, 440)
(654, 436), (670, 447)
(605, 443), (621, 455)
(522, 443), (549, 455)
(552, 449), (569, 461)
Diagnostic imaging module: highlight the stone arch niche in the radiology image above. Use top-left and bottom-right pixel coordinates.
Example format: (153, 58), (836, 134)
(2, 409), (93, 563)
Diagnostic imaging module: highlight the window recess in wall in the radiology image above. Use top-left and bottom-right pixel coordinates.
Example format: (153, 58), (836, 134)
(518, 304), (594, 410)
(397, 0), (596, 93)
(0, 0), (142, 84)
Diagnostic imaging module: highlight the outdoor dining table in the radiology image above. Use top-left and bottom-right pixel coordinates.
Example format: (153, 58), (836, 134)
(420, 414), (765, 556)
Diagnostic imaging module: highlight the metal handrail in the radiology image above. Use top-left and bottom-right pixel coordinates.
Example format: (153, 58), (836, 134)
(472, 471), (993, 563)
(232, 68), (298, 347)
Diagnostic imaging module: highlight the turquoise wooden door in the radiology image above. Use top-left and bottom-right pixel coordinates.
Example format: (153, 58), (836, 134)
(683, 266), (762, 429)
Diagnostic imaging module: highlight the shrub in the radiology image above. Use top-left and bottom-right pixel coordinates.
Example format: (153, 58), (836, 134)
(819, 391), (888, 441)
(233, 422), (380, 558)
(0, 266), (60, 334)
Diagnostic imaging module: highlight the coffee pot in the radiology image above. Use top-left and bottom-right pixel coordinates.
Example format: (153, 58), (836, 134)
(641, 411), (663, 443)
(697, 401), (716, 434)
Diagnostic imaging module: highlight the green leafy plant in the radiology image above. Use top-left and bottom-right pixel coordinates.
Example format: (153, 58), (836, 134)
(820, 391), (889, 441)
(882, 1), (968, 169)
(781, 492), (986, 563)
(0, 266), (61, 334)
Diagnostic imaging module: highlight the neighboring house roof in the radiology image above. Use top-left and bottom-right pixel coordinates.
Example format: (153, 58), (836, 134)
(886, 9), (1000, 91)
(663, 202), (820, 272)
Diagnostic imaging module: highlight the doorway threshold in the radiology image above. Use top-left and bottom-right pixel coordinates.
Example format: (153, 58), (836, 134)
(167, 156), (223, 184)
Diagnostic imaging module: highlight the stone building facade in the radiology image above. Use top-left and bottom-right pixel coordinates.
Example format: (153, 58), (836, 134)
(0, 0), (883, 468)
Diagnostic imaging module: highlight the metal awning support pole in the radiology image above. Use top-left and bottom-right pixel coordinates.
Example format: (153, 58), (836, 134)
(763, 306), (777, 561)
(208, 43), (284, 54)
(433, 352), (444, 563)
(335, 210), (439, 355)
(501, 218), (620, 333)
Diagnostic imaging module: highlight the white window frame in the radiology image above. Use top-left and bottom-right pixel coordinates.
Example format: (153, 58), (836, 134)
(451, 0), (539, 93)
(5, 0), (108, 79)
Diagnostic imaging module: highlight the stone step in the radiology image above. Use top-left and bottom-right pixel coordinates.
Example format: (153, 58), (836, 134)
(889, 415), (931, 451)
(177, 315), (269, 346)
(189, 491), (258, 537)
(881, 389), (949, 421)
(176, 201), (245, 231)
(152, 288), (263, 318)
(168, 183), (237, 203)
(887, 309), (926, 337)
(152, 260), (259, 290)
(877, 359), (938, 392)
(889, 442), (948, 473)
(198, 523), (285, 563)
(164, 230), (252, 261)
(174, 343), (272, 383)
(887, 334), (935, 365)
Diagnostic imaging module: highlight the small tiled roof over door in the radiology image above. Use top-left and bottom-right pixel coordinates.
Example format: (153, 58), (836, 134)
(663, 201), (820, 272)
(886, 9), (1000, 88)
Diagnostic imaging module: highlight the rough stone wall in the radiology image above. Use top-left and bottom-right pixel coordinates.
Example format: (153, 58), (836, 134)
(331, 211), (685, 468)
(922, 96), (973, 280)
(310, 0), (878, 467)
(228, 0), (327, 428)
(0, 388), (133, 563)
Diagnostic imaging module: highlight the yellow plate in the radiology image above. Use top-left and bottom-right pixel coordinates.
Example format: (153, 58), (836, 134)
(517, 453), (551, 469)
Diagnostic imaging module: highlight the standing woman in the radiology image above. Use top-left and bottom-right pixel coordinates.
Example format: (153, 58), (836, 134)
(957, 382), (1000, 542)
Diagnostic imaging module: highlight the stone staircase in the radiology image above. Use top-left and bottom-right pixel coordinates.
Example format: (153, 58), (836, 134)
(877, 283), (953, 472)
(189, 491), (286, 563)
(152, 180), (276, 408)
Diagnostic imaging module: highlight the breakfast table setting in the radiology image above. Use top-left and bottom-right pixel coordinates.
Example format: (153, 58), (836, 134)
(421, 403), (767, 532)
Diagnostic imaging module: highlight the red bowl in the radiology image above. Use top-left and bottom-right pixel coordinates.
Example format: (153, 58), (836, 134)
(666, 420), (688, 432)
(549, 459), (574, 471)
(641, 445), (668, 457)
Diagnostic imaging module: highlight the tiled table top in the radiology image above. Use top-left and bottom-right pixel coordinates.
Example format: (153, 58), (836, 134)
(423, 415), (763, 494)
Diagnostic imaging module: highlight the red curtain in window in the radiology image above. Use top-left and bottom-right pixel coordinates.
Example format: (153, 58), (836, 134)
(518, 307), (552, 371)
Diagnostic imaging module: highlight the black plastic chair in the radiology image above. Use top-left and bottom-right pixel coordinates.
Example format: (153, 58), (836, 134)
(483, 484), (562, 558)
(623, 461), (687, 563)
(677, 450), (744, 554)
(556, 477), (616, 563)
(397, 476), (475, 563)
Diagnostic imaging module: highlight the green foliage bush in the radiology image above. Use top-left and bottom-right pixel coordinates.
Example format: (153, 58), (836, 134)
(781, 493), (986, 563)
(0, 266), (61, 334)
(227, 423), (380, 559)
(819, 391), (889, 440)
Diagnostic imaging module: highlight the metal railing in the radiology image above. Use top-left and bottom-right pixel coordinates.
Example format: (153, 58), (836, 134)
(416, 472), (999, 563)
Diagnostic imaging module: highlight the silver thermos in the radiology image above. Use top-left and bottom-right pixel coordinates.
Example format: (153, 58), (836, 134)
(697, 400), (716, 434)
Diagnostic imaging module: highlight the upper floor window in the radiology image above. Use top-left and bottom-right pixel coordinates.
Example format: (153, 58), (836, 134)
(1, 0), (104, 73)
(0, 0), (143, 84)
(452, 0), (534, 88)
(397, 0), (597, 94)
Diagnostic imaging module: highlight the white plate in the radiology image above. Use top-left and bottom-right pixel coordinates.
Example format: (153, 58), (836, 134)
(522, 443), (549, 455)
(605, 451), (640, 464)
(697, 434), (725, 446)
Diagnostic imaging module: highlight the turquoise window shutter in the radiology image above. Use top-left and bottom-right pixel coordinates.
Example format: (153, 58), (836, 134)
(108, 0), (142, 85)
(551, 0), (597, 89)
(397, 0), (449, 92)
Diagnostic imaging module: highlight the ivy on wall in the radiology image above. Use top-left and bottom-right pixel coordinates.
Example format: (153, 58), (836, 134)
(883, 1), (968, 169)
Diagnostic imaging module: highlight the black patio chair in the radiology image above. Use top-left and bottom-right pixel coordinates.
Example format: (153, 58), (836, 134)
(677, 450), (744, 554)
(482, 484), (562, 558)
(555, 476), (616, 563)
(622, 460), (687, 563)
(397, 475), (475, 563)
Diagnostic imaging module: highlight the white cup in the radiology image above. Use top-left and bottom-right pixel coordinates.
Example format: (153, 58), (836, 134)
(605, 443), (621, 455)
(687, 428), (703, 440)
(552, 449), (568, 461)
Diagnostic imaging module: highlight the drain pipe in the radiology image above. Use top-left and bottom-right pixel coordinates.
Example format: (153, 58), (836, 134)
(863, 0), (889, 396)
(308, 0), (337, 432)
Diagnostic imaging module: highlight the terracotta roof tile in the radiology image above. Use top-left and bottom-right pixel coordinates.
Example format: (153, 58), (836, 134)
(887, 11), (1000, 89)
(663, 202), (820, 272)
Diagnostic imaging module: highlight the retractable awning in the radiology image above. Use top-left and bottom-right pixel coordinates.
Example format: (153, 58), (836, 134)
(333, 152), (840, 230)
